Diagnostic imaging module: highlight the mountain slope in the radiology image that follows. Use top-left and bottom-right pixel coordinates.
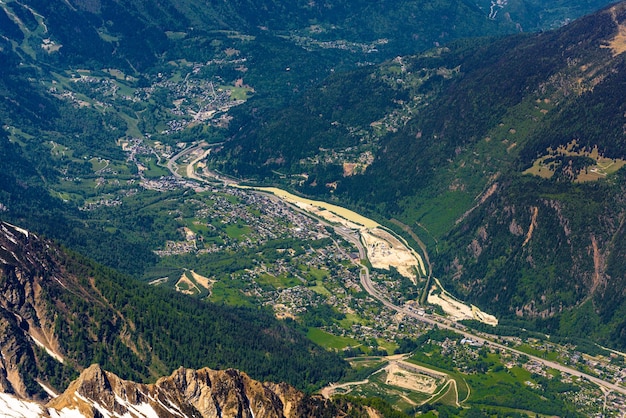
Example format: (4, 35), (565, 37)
(0, 221), (348, 399)
(2, 0), (504, 71)
(2, 0), (618, 74)
(0, 0), (620, 276)
(220, 0), (626, 194)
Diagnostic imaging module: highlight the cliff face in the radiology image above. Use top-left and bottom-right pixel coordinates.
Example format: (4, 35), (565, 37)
(0, 222), (67, 399)
(0, 364), (358, 418)
(45, 364), (340, 418)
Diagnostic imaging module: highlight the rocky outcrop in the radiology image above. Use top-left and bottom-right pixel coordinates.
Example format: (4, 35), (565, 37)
(0, 222), (65, 399)
(45, 364), (341, 418)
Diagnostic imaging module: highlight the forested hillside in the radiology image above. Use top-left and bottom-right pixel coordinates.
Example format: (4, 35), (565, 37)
(0, 0), (618, 275)
(0, 221), (348, 398)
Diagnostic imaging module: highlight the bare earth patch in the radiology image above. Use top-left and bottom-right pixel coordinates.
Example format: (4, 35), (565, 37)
(343, 162), (357, 176)
(189, 270), (214, 290)
(273, 303), (297, 320)
(320, 356), (447, 401)
(522, 206), (538, 247)
(251, 187), (380, 228)
(601, 8), (626, 56)
(361, 228), (425, 282)
(175, 273), (200, 295)
(428, 279), (498, 325)
(384, 361), (443, 393)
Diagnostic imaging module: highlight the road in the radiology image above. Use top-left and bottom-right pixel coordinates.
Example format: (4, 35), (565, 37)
(166, 143), (198, 178)
(166, 141), (226, 180)
(164, 145), (626, 398)
(329, 208), (626, 396)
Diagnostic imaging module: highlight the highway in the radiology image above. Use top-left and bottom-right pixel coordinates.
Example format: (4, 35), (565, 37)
(335, 219), (626, 397)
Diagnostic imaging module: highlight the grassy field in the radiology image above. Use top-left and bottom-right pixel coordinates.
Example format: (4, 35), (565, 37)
(338, 313), (367, 328)
(307, 327), (360, 351)
(208, 281), (253, 307)
(376, 338), (398, 355)
(309, 280), (332, 296)
(401, 190), (475, 240)
(225, 223), (251, 240)
(256, 273), (301, 289)
(139, 156), (169, 178)
(515, 343), (560, 362)
(523, 140), (626, 182)
(301, 266), (329, 281)
(430, 381), (458, 406)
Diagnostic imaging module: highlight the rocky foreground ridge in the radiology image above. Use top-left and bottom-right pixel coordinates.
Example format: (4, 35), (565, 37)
(0, 221), (67, 399)
(0, 364), (360, 418)
(45, 364), (344, 418)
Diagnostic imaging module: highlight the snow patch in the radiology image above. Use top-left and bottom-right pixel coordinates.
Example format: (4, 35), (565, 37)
(38, 380), (59, 398)
(124, 402), (161, 418)
(0, 391), (44, 418)
(151, 395), (184, 417)
(48, 407), (84, 418)
(75, 392), (111, 418)
(30, 334), (64, 363)
(4, 222), (29, 238)
(114, 394), (160, 418)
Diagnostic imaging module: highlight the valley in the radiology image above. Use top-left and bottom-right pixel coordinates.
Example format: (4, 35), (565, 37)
(1, 0), (626, 416)
(10, 89), (624, 413)
(167, 137), (626, 415)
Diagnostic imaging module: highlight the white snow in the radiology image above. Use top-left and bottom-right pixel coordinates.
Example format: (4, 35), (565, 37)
(114, 394), (160, 418)
(30, 334), (64, 363)
(48, 407), (85, 418)
(0, 391), (44, 418)
(123, 402), (161, 418)
(151, 395), (184, 417)
(4, 222), (29, 238)
(38, 381), (59, 398)
(75, 392), (111, 418)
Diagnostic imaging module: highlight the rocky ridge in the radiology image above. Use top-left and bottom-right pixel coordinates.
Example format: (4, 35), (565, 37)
(0, 222), (67, 398)
(0, 364), (357, 418)
(43, 364), (342, 418)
